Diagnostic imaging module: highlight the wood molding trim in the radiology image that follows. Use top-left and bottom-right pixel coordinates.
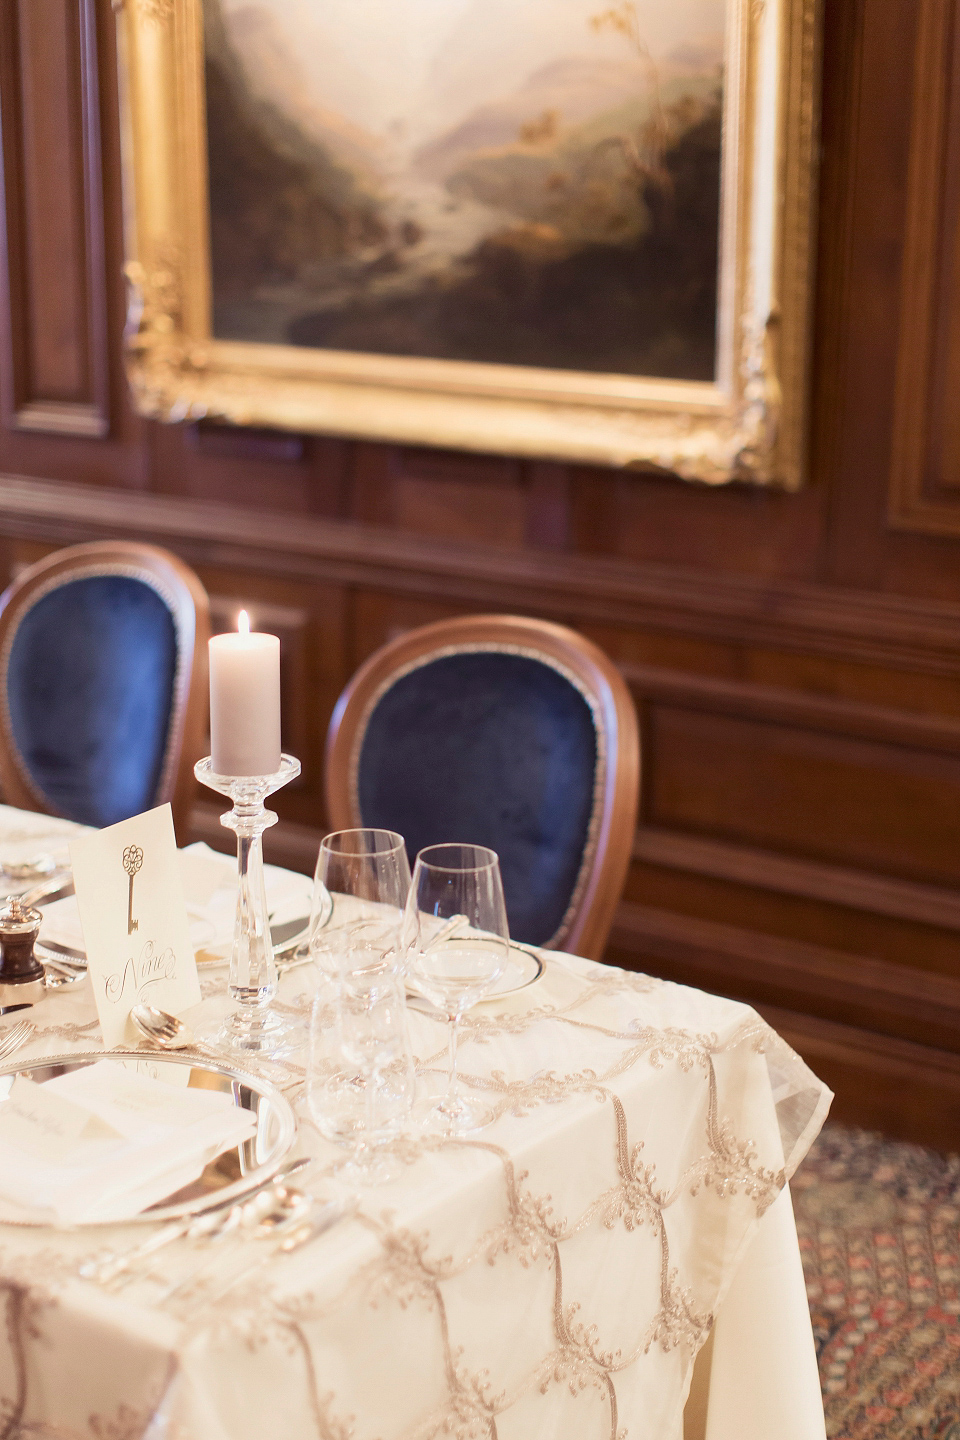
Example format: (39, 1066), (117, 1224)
(5, 474), (960, 674)
(610, 898), (960, 1039)
(754, 1003), (960, 1148)
(633, 826), (960, 932)
(0, 0), (109, 438)
(623, 660), (960, 753)
(888, 0), (960, 534)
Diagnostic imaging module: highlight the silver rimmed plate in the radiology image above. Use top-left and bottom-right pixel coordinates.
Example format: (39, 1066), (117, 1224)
(0, 1051), (297, 1227)
(406, 940), (545, 1015)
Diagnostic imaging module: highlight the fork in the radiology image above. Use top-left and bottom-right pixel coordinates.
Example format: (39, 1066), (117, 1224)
(0, 1017), (34, 1063)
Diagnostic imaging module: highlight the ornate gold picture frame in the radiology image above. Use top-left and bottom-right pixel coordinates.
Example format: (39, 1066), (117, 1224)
(115, 0), (821, 488)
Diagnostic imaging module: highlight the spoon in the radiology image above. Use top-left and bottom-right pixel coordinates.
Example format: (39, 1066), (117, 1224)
(89, 1159), (314, 1287)
(158, 1186), (317, 1303)
(131, 1003), (195, 1050)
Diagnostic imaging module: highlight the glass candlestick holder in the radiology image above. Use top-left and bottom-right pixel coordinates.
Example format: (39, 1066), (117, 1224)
(194, 754), (301, 1055)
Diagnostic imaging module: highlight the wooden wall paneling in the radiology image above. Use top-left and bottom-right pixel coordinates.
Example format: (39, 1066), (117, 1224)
(608, 901), (960, 1052)
(10, 473), (960, 676)
(820, 0), (920, 590)
(888, 0), (960, 535)
(524, 462), (572, 551)
(632, 827), (960, 934)
(567, 465), (825, 578)
(349, 590), (494, 674)
(621, 853), (960, 991)
(627, 659), (960, 881)
(0, 0), (107, 437)
(647, 707), (960, 884)
(149, 417), (314, 512)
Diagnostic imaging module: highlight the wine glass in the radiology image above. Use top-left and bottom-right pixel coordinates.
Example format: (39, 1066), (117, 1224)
(304, 828), (413, 1184)
(403, 843), (509, 1134)
(306, 961), (414, 1185)
(309, 829), (411, 977)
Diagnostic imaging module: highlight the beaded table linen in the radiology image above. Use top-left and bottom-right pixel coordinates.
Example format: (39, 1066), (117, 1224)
(0, 925), (830, 1440)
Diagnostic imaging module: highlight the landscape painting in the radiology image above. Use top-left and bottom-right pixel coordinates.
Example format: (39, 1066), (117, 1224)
(203, 0), (727, 382)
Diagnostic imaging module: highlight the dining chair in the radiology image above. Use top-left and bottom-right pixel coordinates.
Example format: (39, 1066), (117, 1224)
(325, 615), (640, 960)
(0, 541), (210, 835)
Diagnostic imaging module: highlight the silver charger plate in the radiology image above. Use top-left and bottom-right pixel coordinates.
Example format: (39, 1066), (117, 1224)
(406, 941), (545, 1015)
(0, 1051), (297, 1227)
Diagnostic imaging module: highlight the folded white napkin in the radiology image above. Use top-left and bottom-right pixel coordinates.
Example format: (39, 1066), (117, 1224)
(0, 1060), (257, 1224)
(39, 843), (313, 960)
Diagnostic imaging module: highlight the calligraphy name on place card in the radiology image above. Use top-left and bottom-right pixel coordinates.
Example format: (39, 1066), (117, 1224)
(104, 938), (178, 1005)
(70, 804), (200, 1047)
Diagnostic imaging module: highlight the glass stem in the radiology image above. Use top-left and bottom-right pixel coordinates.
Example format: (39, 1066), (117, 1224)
(446, 1012), (461, 1106)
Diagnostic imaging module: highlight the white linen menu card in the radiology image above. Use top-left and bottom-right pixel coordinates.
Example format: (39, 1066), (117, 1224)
(70, 805), (201, 1046)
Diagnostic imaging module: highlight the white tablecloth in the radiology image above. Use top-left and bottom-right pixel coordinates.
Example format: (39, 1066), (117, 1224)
(0, 809), (830, 1440)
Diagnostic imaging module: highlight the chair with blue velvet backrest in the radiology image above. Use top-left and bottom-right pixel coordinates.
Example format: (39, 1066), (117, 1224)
(0, 542), (210, 837)
(325, 615), (639, 961)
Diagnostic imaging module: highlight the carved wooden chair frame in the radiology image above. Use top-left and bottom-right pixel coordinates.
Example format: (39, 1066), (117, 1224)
(0, 541), (210, 837)
(326, 614), (640, 961)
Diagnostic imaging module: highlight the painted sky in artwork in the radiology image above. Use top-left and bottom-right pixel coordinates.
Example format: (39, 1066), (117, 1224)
(219, 0), (726, 148)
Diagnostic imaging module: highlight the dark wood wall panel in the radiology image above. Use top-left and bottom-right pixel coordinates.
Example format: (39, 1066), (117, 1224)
(2, 0), (960, 1145)
(647, 707), (960, 883)
(0, 0), (107, 436)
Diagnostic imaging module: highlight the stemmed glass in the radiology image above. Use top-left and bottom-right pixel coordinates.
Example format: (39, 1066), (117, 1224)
(307, 955), (413, 1184)
(403, 843), (509, 1135)
(305, 829), (413, 1183)
(309, 829), (411, 975)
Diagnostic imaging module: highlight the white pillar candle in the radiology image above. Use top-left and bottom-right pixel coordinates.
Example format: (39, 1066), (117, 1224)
(209, 611), (282, 776)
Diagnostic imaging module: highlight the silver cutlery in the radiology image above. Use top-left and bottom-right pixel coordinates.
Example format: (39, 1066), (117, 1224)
(0, 1017), (34, 1062)
(10, 875), (75, 910)
(130, 1003), (195, 1050)
(81, 1155), (313, 1287)
(42, 962), (86, 989)
(200, 1195), (356, 1305)
(159, 1187), (320, 1303)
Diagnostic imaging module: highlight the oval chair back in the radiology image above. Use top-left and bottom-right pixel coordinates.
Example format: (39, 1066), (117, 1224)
(0, 542), (210, 836)
(326, 615), (639, 961)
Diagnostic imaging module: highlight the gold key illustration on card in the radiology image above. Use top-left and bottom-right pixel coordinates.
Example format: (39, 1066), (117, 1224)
(123, 845), (143, 934)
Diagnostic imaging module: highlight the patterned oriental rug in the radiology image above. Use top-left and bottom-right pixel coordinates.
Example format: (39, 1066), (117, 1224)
(793, 1124), (960, 1439)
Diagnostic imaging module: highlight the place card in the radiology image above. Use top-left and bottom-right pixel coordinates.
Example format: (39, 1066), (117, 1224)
(70, 805), (201, 1047)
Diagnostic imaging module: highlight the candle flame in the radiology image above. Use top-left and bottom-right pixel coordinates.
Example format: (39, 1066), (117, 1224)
(237, 609), (250, 636)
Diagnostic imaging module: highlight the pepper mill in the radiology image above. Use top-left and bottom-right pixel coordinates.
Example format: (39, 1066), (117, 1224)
(0, 895), (44, 1009)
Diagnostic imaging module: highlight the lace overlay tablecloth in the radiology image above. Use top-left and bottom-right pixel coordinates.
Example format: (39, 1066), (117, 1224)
(0, 914), (831, 1440)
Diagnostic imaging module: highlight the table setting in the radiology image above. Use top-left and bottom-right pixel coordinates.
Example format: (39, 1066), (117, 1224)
(0, 612), (831, 1440)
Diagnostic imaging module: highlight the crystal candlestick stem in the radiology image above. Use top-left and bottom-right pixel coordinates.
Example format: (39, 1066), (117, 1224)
(194, 754), (300, 1055)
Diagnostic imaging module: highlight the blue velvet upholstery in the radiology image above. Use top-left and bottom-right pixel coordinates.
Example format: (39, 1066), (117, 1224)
(4, 574), (178, 828)
(356, 651), (598, 946)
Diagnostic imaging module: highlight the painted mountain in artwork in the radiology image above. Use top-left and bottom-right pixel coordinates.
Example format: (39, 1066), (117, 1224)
(205, 0), (725, 380)
(216, 4), (385, 180)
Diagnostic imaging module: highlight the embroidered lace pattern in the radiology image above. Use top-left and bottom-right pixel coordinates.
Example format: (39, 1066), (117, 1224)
(0, 958), (829, 1440)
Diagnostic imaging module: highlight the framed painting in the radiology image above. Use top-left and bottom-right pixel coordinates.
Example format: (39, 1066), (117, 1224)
(115, 0), (821, 487)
